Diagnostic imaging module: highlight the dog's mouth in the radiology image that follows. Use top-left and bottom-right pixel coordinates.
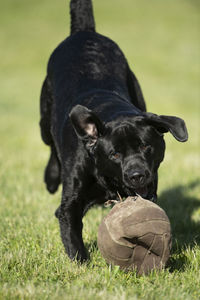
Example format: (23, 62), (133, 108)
(105, 176), (156, 202)
(125, 183), (157, 201)
(134, 186), (148, 198)
(134, 186), (157, 202)
(123, 181), (149, 199)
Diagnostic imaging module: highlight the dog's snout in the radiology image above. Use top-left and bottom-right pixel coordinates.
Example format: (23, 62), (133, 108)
(127, 170), (145, 185)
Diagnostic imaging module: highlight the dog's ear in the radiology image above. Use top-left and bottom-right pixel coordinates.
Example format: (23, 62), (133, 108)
(69, 105), (105, 146)
(144, 112), (188, 142)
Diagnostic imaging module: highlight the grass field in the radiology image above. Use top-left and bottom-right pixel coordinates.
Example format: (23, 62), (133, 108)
(0, 0), (200, 299)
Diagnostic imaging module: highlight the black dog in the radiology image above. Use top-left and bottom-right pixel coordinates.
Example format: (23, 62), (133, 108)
(40, 0), (188, 262)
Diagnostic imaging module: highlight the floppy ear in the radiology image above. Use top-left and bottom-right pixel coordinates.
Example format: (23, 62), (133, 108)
(144, 112), (188, 142)
(69, 105), (105, 146)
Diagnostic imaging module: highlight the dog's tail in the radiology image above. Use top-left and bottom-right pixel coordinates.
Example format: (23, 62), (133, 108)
(70, 0), (95, 35)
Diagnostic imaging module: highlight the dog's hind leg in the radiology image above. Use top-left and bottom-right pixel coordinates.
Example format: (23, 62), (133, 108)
(44, 144), (61, 194)
(40, 77), (61, 194)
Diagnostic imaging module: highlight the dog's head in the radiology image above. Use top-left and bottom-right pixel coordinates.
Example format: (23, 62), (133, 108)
(70, 105), (188, 200)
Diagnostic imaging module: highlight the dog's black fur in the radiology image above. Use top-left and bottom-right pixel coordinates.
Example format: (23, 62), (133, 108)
(40, 0), (188, 262)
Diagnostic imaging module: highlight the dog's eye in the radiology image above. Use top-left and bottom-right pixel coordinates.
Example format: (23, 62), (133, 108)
(110, 151), (121, 160)
(140, 145), (151, 152)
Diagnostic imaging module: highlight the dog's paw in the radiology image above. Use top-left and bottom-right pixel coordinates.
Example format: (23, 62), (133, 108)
(68, 247), (88, 263)
(46, 180), (60, 194)
(44, 165), (60, 194)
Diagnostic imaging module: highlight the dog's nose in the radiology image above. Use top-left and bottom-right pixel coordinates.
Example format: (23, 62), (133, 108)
(129, 171), (145, 185)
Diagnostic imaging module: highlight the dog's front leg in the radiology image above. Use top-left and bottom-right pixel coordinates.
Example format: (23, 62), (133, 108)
(55, 191), (87, 262)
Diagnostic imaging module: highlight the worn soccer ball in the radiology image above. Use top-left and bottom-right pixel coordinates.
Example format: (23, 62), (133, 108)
(97, 196), (172, 275)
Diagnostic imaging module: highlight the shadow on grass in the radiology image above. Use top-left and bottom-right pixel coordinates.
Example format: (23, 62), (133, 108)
(158, 179), (200, 271)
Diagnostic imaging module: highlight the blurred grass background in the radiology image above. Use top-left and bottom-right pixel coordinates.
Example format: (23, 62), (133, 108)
(0, 0), (200, 299)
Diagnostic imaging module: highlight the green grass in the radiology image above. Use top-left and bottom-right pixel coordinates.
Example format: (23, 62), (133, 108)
(0, 0), (200, 299)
